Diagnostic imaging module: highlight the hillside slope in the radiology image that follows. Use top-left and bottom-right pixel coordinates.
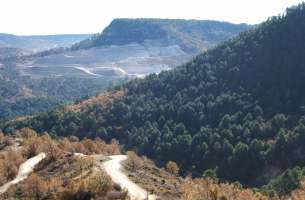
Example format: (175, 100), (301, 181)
(0, 130), (290, 200)
(6, 4), (305, 191)
(0, 66), (123, 120)
(72, 18), (250, 53)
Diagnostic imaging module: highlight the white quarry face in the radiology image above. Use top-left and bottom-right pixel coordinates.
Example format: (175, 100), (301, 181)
(17, 43), (193, 79)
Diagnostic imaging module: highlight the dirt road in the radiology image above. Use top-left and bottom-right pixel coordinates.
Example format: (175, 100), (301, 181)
(0, 152), (46, 194)
(101, 155), (157, 200)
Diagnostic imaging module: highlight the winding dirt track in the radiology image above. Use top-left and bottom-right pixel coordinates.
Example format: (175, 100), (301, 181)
(0, 153), (46, 194)
(101, 155), (157, 200)
(0, 152), (157, 199)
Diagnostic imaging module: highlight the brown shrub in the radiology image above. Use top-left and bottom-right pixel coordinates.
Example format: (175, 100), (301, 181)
(73, 142), (88, 154)
(23, 136), (43, 158)
(165, 161), (179, 175)
(108, 139), (120, 155)
(82, 139), (99, 154)
(40, 133), (61, 160)
(58, 138), (75, 153)
(21, 173), (48, 200)
(17, 127), (38, 139)
(1, 150), (25, 181)
(75, 156), (95, 176)
(126, 151), (143, 172)
(86, 171), (112, 196)
(180, 178), (269, 200)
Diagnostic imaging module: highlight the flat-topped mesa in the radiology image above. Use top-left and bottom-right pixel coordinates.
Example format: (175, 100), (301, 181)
(71, 18), (251, 54)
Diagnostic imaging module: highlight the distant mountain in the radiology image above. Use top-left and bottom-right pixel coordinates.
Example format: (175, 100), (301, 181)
(0, 46), (28, 60)
(72, 18), (251, 53)
(17, 19), (250, 81)
(0, 33), (92, 51)
(8, 3), (305, 196)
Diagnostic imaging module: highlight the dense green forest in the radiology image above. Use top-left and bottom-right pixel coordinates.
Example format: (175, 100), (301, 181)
(3, 3), (305, 195)
(71, 19), (250, 53)
(0, 65), (123, 119)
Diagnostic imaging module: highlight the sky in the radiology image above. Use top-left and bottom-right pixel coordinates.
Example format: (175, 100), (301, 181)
(0, 0), (303, 35)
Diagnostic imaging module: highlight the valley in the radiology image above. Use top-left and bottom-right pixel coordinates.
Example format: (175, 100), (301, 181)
(0, 18), (249, 120)
(1, 1), (305, 199)
(3, 3), (305, 199)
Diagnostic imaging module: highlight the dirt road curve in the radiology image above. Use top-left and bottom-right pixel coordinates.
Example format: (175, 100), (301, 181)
(102, 155), (157, 200)
(0, 152), (157, 199)
(0, 153), (46, 194)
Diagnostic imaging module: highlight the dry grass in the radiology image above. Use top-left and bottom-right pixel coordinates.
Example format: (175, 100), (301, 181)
(180, 178), (269, 200)
(123, 152), (305, 200)
(124, 152), (182, 199)
(3, 128), (305, 199)
(0, 129), (124, 200)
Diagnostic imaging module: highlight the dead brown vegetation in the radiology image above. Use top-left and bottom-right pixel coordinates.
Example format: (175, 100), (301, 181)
(165, 161), (179, 175)
(0, 149), (25, 185)
(0, 128), (123, 199)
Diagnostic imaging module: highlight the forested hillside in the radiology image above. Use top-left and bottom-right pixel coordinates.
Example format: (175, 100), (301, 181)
(4, 4), (305, 196)
(0, 66), (123, 120)
(71, 19), (250, 53)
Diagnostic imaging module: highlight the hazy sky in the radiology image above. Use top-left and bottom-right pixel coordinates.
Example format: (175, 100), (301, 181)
(0, 0), (303, 35)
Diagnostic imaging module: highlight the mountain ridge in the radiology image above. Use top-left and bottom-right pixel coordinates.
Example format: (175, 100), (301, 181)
(71, 18), (251, 53)
(0, 33), (92, 51)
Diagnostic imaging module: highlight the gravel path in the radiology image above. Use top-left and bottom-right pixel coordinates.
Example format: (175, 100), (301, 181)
(0, 153), (46, 194)
(101, 155), (157, 200)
